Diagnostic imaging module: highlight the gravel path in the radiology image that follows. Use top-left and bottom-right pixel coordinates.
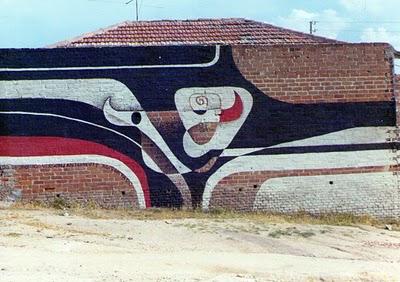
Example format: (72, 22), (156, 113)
(0, 209), (399, 281)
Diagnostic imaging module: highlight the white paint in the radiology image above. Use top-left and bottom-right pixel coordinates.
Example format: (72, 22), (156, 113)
(253, 172), (399, 214)
(175, 87), (253, 158)
(103, 98), (190, 174)
(220, 147), (267, 157)
(202, 149), (397, 209)
(0, 46), (220, 72)
(220, 126), (394, 157)
(0, 110), (190, 174)
(141, 149), (162, 173)
(166, 174), (192, 207)
(0, 155), (147, 209)
(269, 127), (395, 148)
(0, 111), (142, 148)
(0, 79), (141, 110)
(0, 79), (190, 174)
(103, 98), (137, 126)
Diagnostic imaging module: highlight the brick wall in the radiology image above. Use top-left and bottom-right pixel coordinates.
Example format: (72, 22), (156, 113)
(232, 43), (394, 103)
(0, 44), (398, 217)
(0, 164), (139, 208)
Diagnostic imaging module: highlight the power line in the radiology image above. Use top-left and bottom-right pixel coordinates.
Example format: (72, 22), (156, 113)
(126, 0), (138, 21)
(87, 0), (163, 10)
(87, 0), (122, 3)
(317, 20), (400, 24)
(295, 19), (400, 24)
(317, 29), (400, 33)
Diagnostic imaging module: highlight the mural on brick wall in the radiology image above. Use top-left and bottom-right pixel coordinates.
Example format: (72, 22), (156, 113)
(0, 45), (398, 216)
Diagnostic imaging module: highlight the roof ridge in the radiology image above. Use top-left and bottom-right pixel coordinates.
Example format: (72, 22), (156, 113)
(47, 21), (132, 48)
(48, 17), (343, 48)
(241, 19), (340, 43)
(123, 18), (246, 23)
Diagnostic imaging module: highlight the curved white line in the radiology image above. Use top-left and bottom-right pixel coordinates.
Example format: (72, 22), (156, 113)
(0, 46), (220, 72)
(0, 155), (146, 209)
(0, 110), (142, 147)
(0, 110), (190, 174)
(202, 149), (397, 210)
(269, 127), (395, 148)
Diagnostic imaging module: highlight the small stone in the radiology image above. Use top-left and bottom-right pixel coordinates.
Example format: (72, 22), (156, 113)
(46, 236), (54, 239)
(66, 222), (72, 226)
(127, 237), (133, 240)
(385, 224), (393, 231)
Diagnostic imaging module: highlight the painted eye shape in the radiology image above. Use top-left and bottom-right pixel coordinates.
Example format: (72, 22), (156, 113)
(193, 110), (207, 115)
(131, 112), (142, 125)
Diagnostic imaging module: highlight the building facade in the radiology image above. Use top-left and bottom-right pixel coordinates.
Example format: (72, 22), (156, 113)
(1, 19), (399, 217)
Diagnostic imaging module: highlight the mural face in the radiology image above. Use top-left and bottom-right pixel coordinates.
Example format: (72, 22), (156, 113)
(175, 87), (253, 158)
(0, 45), (397, 210)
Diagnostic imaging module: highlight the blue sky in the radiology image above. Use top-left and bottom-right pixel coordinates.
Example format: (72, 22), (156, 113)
(0, 0), (399, 58)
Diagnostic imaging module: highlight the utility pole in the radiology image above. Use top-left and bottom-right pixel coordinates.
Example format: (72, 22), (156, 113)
(309, 21), (317, 35)
(126, 0), (139, 21)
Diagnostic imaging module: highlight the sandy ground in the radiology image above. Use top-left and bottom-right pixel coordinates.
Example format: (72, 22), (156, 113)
(0, 209), (399, 281)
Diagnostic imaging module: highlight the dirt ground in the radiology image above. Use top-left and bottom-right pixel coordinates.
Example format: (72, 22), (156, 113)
(0, 208), (399, 281)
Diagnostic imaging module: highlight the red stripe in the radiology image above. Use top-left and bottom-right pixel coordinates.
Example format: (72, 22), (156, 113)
(0, 136), (151, 208)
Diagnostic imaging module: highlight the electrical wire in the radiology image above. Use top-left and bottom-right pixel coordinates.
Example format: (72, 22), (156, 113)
(314, 19), (400, 24)
(87, 0), (163, 8)
(87, 0), (122, 3)
(317, 29), (400, 33)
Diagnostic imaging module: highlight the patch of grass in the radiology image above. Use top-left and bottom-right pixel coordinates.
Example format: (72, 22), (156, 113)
(18, 218), (110, 237)
(50, 197), (70, 210)
(268, 227), (316, 239)
(6, 203), (400, 230)
(299, 230), (316, 238)
(5, 232), (22, 237)
(268, 229), (290, 238)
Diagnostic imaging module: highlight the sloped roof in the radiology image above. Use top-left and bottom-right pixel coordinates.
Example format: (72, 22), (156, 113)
(50, 18), (340, 47)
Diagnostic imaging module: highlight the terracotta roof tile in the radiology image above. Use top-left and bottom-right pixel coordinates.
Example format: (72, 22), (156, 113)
(50, 18), (341, 47)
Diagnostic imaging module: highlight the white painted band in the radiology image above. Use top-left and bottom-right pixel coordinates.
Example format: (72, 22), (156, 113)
(253, 172), (398, 214)
(221, 126), (395, 157)
(269, 127), (395, 148)
(202, 149), (397, 210)
(0, 111), (142, 148)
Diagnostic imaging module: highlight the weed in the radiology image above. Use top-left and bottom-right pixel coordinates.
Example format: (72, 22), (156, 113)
(268, 229), (290, 238)
(299, 231), (315, 238)
(6, 203), (400, 231)
(50, 197), (70, 210)
(268, 227), (316, 238)
(5, 232), (22, 237)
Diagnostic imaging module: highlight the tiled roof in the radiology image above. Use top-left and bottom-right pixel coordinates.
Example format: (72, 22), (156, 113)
(50, 18), (340, 47)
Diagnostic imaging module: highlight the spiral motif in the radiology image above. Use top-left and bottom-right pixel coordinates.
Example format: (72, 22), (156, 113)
(195, 95), (208, 106)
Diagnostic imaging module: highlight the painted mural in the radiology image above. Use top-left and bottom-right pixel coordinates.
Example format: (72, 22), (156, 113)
(0, 45), (397, 212)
